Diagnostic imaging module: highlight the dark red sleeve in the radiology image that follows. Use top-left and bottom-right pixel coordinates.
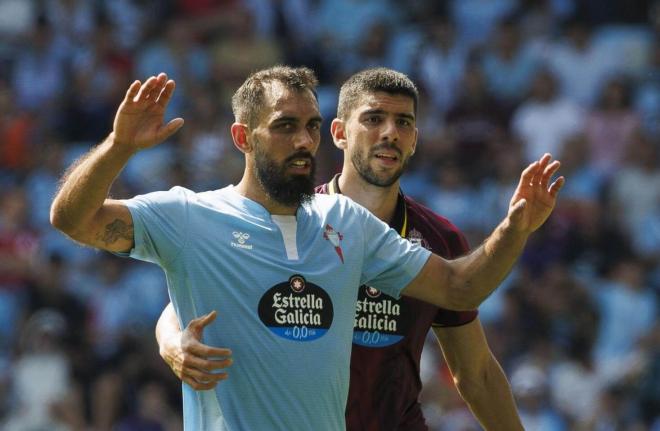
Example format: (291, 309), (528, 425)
(434, 225), (478, 326)
(405, 198), (479, 327)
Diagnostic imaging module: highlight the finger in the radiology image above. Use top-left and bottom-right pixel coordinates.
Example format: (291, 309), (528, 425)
(541, 160), (561, 189)
(183, 363), (229, 382)
(183, 373), (220, 391)
(135, 76), (158, 102)
(187, 343), (233, 363)
(532, 153), (551, 185)
(148, 73), (168, 100)
(519, 161), (538, 187)
(548, 176), (565, 198)
(189, 310), (218, 330)
(124, 80), (141, 103)
(156, 80), (176, 108)
(155, 117), (184, 142)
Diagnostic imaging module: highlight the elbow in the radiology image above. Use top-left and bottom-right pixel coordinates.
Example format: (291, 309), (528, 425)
(453, 364), (490, 402)
(49, 202), (66, 231)
(445, 271), (483, 311)
(454, 374), (486, 403)
(49, 201), (82, 241)
(49, 201), (71, 233)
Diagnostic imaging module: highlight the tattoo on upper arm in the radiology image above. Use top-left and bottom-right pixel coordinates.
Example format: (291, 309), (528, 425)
(97, 219), (134, 245)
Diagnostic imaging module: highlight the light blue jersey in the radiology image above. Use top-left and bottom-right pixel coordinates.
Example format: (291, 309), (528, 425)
(122, 185), (431, 430)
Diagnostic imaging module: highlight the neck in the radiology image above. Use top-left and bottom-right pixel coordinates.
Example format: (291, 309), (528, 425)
(337, 169), (400, 223)
(234, 172), (298, 216)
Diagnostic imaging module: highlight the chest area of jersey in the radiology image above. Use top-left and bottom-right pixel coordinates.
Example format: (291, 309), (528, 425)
(186, 213), (362, 341)
(199, 213), (357, 267)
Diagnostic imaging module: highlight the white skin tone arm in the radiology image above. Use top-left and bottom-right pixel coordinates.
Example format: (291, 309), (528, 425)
(401, 153), (563, 310)
(50, 73), (184, 252)
(156, 304), (233, 390)
(434, 321), (524, 430)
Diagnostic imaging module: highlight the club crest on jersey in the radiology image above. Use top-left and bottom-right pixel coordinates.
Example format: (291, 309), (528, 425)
(407, 228), (430, 250)
(290, 275), (305, 293)
(231, 231), (253, 249)
(323, 224), (344, 263)
(365, 286), (381, 298)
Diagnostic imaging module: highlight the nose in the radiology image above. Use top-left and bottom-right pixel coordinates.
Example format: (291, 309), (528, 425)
(294, 129), (317, 151)
(381, 118), (399, 143)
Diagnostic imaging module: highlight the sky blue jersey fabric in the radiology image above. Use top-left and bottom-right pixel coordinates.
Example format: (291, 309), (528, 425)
(121, 185), (431, 430)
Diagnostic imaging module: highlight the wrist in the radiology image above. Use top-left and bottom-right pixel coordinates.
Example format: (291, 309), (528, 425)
(106, 133), (139, 157)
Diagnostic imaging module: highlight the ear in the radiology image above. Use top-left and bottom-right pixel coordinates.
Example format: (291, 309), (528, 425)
(231, 123), (251, 153)
(330, 118), (347, 150)
(410, 127), (419, 156)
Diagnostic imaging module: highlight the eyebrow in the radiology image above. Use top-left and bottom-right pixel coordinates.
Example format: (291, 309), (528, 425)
(360, 109), (415, 122)
(271, 115), (323, 125)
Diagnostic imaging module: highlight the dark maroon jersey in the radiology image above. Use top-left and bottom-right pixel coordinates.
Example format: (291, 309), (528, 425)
(316, 175), (478, 431)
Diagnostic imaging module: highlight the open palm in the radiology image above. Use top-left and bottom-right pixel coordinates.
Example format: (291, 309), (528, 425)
(113, 73), (184, 151)
(508, 153), (565, 234)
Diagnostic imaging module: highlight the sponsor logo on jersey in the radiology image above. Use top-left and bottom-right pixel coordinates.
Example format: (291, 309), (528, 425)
(353, 285), (406, 347)
(351, 230), (430, 348)
(323, 224), (344, 263)
(231, 231), (253, 250)
(258, 275), (334, 342)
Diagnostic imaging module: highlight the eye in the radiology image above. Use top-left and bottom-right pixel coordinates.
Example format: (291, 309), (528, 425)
(308, 121), (321, 131)
(275, 122), (296, 131)
(397, 118), (413, 127)
(364, 115), (382, 125)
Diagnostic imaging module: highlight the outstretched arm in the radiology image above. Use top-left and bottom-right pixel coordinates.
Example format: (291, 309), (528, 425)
(403, 154), (564, 309)
(50, 73), (184, 252)
(434, 320), (523, 430)
(156, 303), (233, 390)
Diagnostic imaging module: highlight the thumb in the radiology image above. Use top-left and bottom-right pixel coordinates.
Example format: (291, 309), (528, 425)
(189, 310), (217, 334)
(157, 117), (185, 142)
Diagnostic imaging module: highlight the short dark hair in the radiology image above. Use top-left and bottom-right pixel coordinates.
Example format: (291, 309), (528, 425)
(231, 66), (319, 127)
(337, 68), (418, 120)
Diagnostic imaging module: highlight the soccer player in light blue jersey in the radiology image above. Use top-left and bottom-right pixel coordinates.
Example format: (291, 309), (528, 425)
(51, 67), (563, 430)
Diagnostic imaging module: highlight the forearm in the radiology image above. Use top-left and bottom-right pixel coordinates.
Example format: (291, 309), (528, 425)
(403, 219), (528, 310)
(457, 356), (523, 430)
(450, 218), (528, 308)
(50, 133), (135, 237)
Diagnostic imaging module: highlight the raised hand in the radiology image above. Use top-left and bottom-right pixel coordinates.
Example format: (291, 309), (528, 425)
(160, 310), (233, 391)
(507, 153), (565, 234)
(112, 73), (184, 151)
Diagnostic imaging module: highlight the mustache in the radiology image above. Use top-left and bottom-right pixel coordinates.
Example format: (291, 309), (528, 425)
(369, 143), (402, 158)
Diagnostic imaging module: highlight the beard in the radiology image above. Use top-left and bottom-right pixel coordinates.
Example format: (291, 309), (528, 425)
(351, 142), (411, 187)
(254, 143), (316, 207)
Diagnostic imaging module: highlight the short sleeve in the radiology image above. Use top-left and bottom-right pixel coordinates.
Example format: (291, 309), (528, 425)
(431, 225), (477, 325)
(117, 186), (191, 266)
(357, 204), (431, 298)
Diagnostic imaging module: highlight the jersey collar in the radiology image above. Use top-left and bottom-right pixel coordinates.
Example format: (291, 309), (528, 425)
(327, 174), (408, 237)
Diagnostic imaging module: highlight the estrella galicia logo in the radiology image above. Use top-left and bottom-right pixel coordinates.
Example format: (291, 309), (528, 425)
(353, 285), (407, 347)
(258, 275), (334, 342)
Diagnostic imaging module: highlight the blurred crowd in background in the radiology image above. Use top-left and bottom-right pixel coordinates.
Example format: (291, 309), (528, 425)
(0, 0), (658, 430)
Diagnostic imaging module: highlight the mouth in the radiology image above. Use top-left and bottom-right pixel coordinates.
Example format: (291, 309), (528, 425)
(287, 157), (313, 173)
(373, 152), (400, 166)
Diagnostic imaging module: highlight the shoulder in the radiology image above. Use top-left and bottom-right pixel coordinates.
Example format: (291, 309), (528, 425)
(404, 196), (470, 255)
(308, 193), (359, 215)
(405, 196), (461, 233)
(127, 185), (197, 207)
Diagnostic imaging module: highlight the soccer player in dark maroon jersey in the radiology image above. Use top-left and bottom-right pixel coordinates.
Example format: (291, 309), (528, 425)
(156, 68), (527, 430)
